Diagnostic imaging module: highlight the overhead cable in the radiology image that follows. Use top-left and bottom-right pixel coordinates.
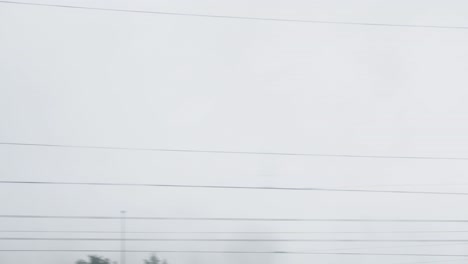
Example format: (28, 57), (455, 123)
(2, 180), (468, 196)
(2, 214), (468, 222)
(1, 142), (468, 161)
(0, 1), (468, 30)
(5, 237), (468, 242)
(2, 249), (468, 257)
(4, 230), (468, 234)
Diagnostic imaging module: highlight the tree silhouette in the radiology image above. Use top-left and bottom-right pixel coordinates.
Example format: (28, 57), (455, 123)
(143, 253), (168, 264)
(76, 255), (111, 264)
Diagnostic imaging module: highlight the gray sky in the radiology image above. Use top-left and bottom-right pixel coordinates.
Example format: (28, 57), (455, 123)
(2, 0), (468, 263)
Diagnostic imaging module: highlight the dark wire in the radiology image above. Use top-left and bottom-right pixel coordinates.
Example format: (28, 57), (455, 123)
(4, 237), (468, 242)
(1, 141), (468, 160)
(1, 214), (468, 222)
(3, 230), (468, 234)
(2, 249), (468, 257)
(2, 180), (468, 196)
(0, 1), (468, 30)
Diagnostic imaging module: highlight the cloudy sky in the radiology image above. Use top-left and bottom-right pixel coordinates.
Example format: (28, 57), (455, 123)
(2, 0), (468, 263)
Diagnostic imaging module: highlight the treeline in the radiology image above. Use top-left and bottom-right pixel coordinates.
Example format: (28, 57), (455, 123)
(76, 254), (168, 264)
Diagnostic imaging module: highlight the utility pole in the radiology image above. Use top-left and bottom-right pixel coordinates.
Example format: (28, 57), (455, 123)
(120, 210), (126, 264)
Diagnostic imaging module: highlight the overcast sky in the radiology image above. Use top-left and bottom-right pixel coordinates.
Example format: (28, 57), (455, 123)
(2, 0), (468, 263)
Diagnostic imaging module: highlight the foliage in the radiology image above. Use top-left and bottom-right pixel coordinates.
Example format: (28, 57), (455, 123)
(75, 253), (168, 264)
(143, 254), (168, 264)
(75, 255), (111, 264)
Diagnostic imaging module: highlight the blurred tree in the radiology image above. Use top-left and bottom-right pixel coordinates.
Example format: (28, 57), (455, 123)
(75, 255), (111, 264)
(143, 253), (168, 264)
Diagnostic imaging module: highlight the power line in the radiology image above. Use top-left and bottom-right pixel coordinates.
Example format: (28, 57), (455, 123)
(2, 214), (468, 222)
(4, 235), (468, 253)
(2, 249), (468, 257)
(1, 141), (468, 161)
(0, 1), (468, 30)
(4, 230), (468, 234)
(4, 233), (467, 253)
(5, 237), (468, 242)
(2, 180), (468, 196)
